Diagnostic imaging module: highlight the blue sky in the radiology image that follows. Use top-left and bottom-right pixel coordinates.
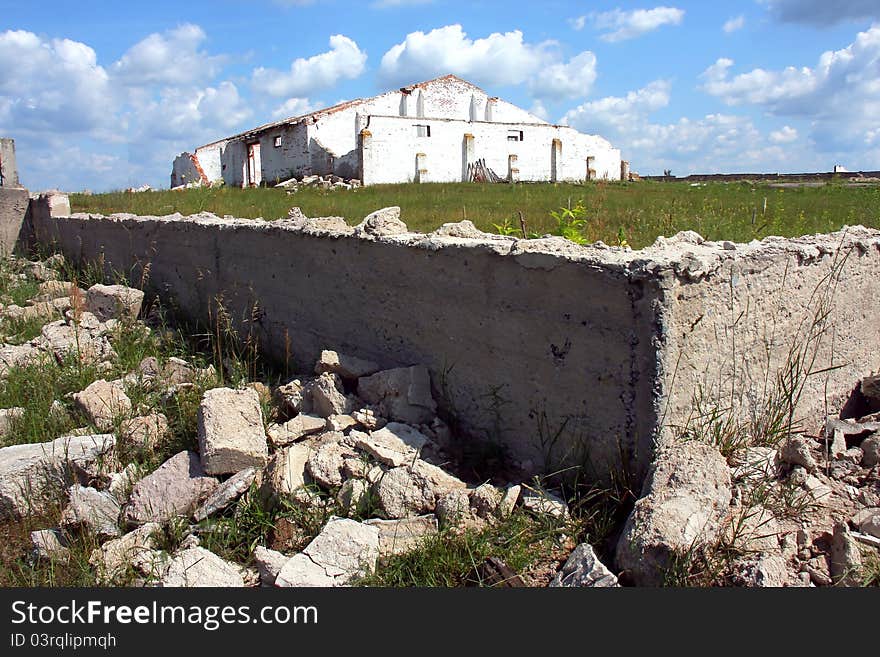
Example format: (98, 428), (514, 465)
(1, 0), (878, 191)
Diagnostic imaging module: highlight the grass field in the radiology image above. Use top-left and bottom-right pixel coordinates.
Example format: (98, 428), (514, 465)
(71, 180), (880, 249)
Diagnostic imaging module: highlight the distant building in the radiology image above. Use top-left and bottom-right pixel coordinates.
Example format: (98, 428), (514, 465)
(171, 74), (624, 188)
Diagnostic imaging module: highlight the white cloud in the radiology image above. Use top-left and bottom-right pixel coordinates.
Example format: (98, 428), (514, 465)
(723, 16), (745, 33)
(529, 51), (597, 100)
(251, 35), (366, 97)
(529, 100), (549, 121)
(562, 80), (817, 174)
(762, 0), (880, 25)
(380, 24), (597, 100)
(769, 125), (798, 143)
(111, 24), (224, 86)
(271, 97), (320, 119)
(576, 7), (685, 43)
(126, 81), (251, 143)
(699, 26), (880, 153)
(0, 30), (111, 135)
(568, 16), (587, 31)
(562, 80), (672, 133)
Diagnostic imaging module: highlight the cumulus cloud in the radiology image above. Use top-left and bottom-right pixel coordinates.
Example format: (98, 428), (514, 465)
(0, 30), (111, 135)
(723, 16), (745, 33)
(700, 26), (880, 152)
(762, 0), (880, 25)
(769, 126), (798, 143)
(271, 97), (320, 119)
(126, 81), (251, 144)
(251, 35), (366, 97)
(562, 80), (672, 133)
(562, 80), (817, 174)
(572, 7), (685, 42)
(528, 51), (597, 100)
(380, 24), (597, 100)
(111, 24), (224, 86)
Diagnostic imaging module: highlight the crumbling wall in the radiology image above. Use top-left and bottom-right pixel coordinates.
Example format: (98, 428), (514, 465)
(24, 195), (880, 487)
(658, 230), (880, 440)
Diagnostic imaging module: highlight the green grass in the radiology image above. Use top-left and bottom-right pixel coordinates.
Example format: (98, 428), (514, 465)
(71, 180), (880, 249)
(359, 511), (568, 587)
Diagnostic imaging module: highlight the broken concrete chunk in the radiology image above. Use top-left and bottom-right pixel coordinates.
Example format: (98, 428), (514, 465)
(306, 438), (357, 489)
(85, 284), (144, 322)
(615, 442), (732, 587)
(337, 478), (370, 516)
(306, 372), (353, 418)
(435, 489), (472, 529)
(60, 484), (121, 538)
(778, 436), (818, 472)
(253, 546), (288, 587)
(275, 517), (379, 587)
(730, 447), (778, 482)
(352, 408), (384, 431)
(364, 515), (439, 557)
(119, 413), (169, 451)
(497, 484), (521, 518)
(470, 483), (504, 519)
(862, 436), (880, 467)
(521, 488), (569, 519)
(0, 343), (44, 377)
(326, 414), (357, 433)
(108, 463), (141, 500)
(315, 350), (380, 380)
(354, 207), (408, 237)
(41, 319), (114, 364)
(89, 522), (161, 585)
(430, 220), (487, 239)
(373, 460), (466, 519)
(160, 546), (246, 587)
(353, 422), (429, 467)
(30, 529), (70, 562)
(267, 414), (326, 447)
(358, 366), (437, 425)
(730, 553), (790, 587)
(198, 387), (268, 475)
(853, 508), (880, 539)
(0, 433), (115, 519)
(274, 378), (306, 416)
(830, 521), (863, 587)
(123, 450), (218, 526)
(72, 379), (131, 431)
(259, 443), (312, 508)
(33, 280), (74, 302)
(193, 467), (257, 522)
(549, 544), (619, 587)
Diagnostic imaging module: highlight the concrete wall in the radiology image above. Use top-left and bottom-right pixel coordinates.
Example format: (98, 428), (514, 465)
(27, 197), (878, 486)
(0, 187), (28, 255)
(1, 138), (20, 188)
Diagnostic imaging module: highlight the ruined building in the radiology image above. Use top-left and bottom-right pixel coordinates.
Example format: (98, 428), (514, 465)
(171, 75), (624, 188)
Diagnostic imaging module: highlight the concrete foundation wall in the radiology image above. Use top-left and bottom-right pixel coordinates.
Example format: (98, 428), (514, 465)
(25, 196), (880, 485)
